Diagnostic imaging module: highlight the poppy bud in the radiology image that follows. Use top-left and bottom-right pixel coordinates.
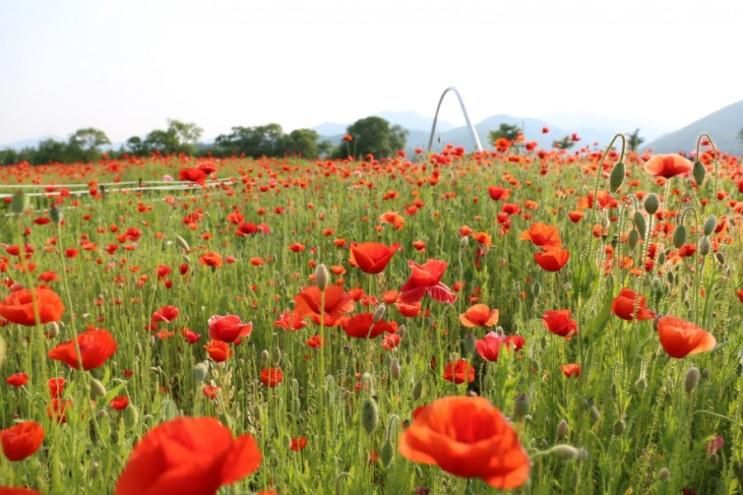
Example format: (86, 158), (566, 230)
(590, 405), (601, 424)
(643, 194), (659, 215)
(46, 321), (60, 339)
(315, 263), (330, 290)
(361, 398), (379, 434)
(684, 366), (700, 394)
(634, 375), (648, 391)
(389, 358), (401, 380)
(692, 160), (705, 185)
(372, 304), (386, 323)
(613, 419), (626, 435)
(380, 439), (394, 467)
(703, 215), (716, 236)
(11, 190), (28, 214)
(513, 393), (529, 420)
(412, 381), (423, 401)
(50, 205), (63, 224)
(556, 419), (569, 440)
(0, 336), (5, 367)
(673, 225), (687, 248)
(633, 212), (646, 238)
(609, 161), (625, 192)
(531, 281), (541, 298)
(699, 236), (710, 256)
(459, 236), (469, 248)
(657, 467), (671, 481)
(628, 229), (639, 249)
(273, 347), (282, 365)
(125, 404), (139, 427)
(657, 251), (666, 265)
(192, 361), (209, 383)
(90, 378), (107, 399)
(548, 444), (582, 460)
(714, 252), (725, 265)
(174, 234), (190, 253)
(463, 333), (476, 355)
(397, 325), (406, 338)
(260, 349), (270, 363)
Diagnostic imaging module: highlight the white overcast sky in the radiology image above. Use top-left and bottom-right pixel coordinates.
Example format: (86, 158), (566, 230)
(1, 0), (742, 144)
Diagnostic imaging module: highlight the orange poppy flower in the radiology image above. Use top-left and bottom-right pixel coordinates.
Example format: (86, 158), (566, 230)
(459, 304), (499, 328)
(1, 421), (44, 461)
(115, 417), (261, 495)
(205, 340), (231, 362)
(611, 288), (654, 321)
(293, 285), (354, 327)
(399, 396), (529, 489)
(487, 186), (510, 201)
(644, 154), (692, 179)
(349, 242), (400, 274)
(655, 316), (716, 358)
(534, 248), (570, 272)
(0, 287), (64, 326)
(442, 359), (475, 384)
(560, 363), (582, 377)
(48, 327), (117, 370)
(520, 223), (562, 249)
(199, 251), (223, 268)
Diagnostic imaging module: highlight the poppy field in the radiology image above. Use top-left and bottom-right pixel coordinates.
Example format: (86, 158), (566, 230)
(0, 140), (742, 494)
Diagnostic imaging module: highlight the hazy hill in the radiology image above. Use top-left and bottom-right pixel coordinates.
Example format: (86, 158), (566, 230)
(644, 101), (743, 155)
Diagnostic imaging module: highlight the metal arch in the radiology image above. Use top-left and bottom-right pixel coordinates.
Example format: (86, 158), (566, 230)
(427, 87), (484, 153)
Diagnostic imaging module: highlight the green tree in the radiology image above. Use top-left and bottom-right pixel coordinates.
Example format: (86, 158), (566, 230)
(338, 116), (407, 159)
(143, 120), (203, 155)
(68, 128), (110, 162)
(627, 129), (645, 152)
(31, 139), (69, 164)
(214, 124), (284, 157)
(0, 148), (19, 165)
(278, 129), (322, 158)
(552, 136), (576, 150)
(125, 136), (149, 156)
(489, 123), (522, 145)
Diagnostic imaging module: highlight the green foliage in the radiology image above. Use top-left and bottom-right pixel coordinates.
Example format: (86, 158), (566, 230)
(489, 123), (522, 144)
(553, 135), (576, 150)
(214, 123), (285, 157)
(338, 116), (407, 159)
(627, 128), (645, 152)
(738, 127), (743, 143)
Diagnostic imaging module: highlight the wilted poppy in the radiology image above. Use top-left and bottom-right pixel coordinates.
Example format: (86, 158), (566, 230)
(48, 327), (117, 370)
(399, 396), (529, 489)
(0, 287), (64, 326)
(611, 288), (654, 321)
(644, 154), (692, 179)
(459, 304), (499, 328)
(115, 416), (261, 495)
(1, 421), (44, 461)
(399, 259), (456, 304)
(208, 315), (252, 343)
(543, 310), (578, 339)
(655, 316), (716, 358)
(349, 242), (400, 274)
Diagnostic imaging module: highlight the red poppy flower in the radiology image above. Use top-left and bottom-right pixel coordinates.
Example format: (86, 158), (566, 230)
(399, 259), (456, 304)
(611, 288), (654, 321)
(48, 327), (117, 370)
(399, 396), (529, 489)
(200, 252), (223, 268)
(0, 487), (40, 495)
(443, 359), (475, 384)
(110, 396), (129, 411)
(459, 304), (499, 328)
(349, 242), (400, 274)
(178, 167), (207, 184)
(543, 310), (578, 338)
(534, 248), (570, 272)
(487, 186), (510, 201)
(115, 417), (261, 495)
(0, 287), (64, 326)
(655, 316), (716, 358)
(5, 372), (28, 388)
(151, 305), (179, 324)
(520, 223), (562, 249)
(205, 340), (231, 362)
(293, 285), (354, 327)
(341, 313), (397, 339)
(475, 332), (506, 362)
(644, 154), (692, 179)
(1, 421), (44, 461)
(260, 367), (284, 388)
(274, 310), (306, 331)
(290, 436), (308, 452)
(208, 314), (252, 343)
(48, 377), (65, 398)
(560, 363), (581, 377)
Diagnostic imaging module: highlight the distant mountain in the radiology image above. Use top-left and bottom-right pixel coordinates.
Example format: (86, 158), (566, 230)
(644, 101), (743, 155)
(376, 111), (455, 132)
(2, 135), (65, 150)
(313, 122), (348, 136)
(543, 112), (667, 143)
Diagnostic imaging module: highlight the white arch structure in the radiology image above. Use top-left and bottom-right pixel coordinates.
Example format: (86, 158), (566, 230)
(427, 86), (484, 153)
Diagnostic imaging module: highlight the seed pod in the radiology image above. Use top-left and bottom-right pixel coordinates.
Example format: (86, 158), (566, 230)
(673, 225), (686, 248)
(192, 361), (209, 383)
(513, 393), (529, 420)
(389, 358), (401, 380)
(703, 215), (716, 236)
(380, 439), (394, 467)
(657, 467), (671, 481)
(412, 381), (423, 401)
(699, 236), (710, 256)
(613, 419), (626, 435)
(609, 161), (625, 192)
(90, 378), (107, 399)
(684, 366), (700, 394)
(549, 444), (581, 460)
(643, 193), (659, 215)
(633, 211), (646, 238)
(361, 398), (379, 434)
(372, 304), (386, 323)
(50, 205), (63, 224)
(692, 160), (705, 186)
(628, 229), (640, 249)
(556, 419), (569, 440)
(314, 263), (330, 290)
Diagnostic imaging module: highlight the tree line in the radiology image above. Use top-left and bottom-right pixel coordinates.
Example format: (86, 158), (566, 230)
(0, 117), (409, 165)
